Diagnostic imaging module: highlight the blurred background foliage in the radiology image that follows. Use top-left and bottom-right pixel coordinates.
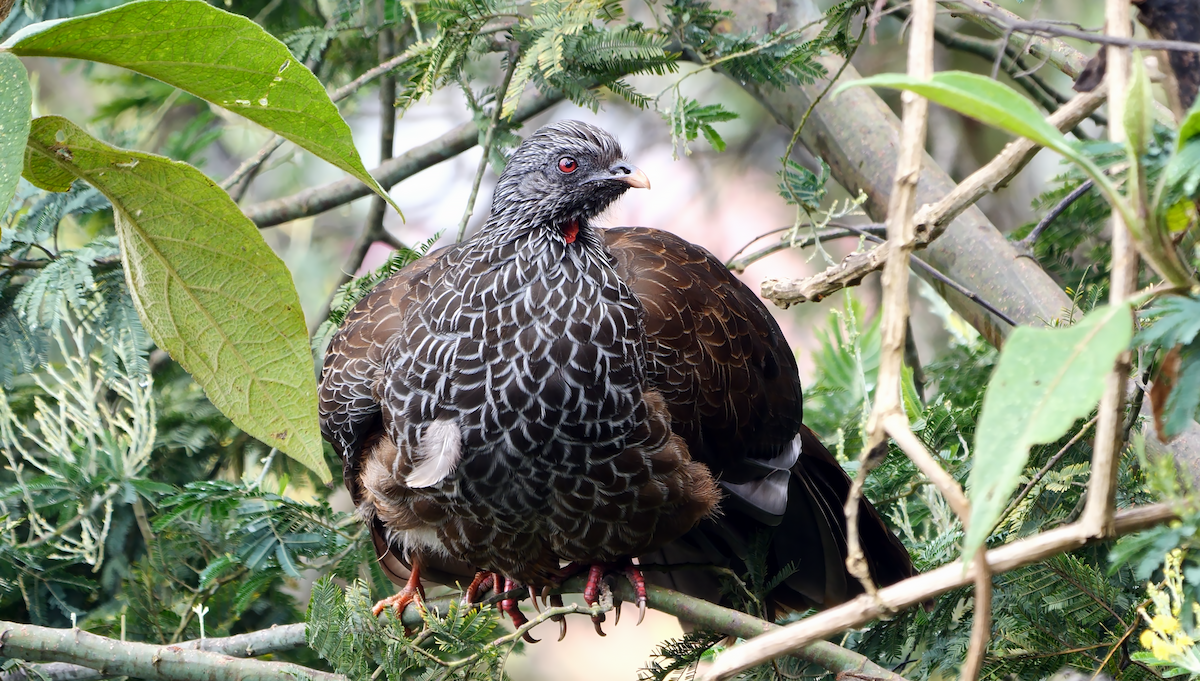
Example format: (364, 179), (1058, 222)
(3, 0), (1200, 679)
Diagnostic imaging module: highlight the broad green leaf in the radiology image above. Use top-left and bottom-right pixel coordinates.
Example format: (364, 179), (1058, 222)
(0, 52), (32, 226)
(1177, 96), (1200, 151)
(840, 71), (1080, 163)
(23, 116), (331, 482)
(964, 303), (1134, 559)
(6, 0), (400, 217)
(1125, 55), (1154, 156)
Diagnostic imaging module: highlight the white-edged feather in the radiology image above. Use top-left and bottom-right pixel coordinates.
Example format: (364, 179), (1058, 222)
(406, 417), (461, 488)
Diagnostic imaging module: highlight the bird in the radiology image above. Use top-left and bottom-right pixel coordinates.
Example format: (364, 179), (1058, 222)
(318, 119), (914, 641)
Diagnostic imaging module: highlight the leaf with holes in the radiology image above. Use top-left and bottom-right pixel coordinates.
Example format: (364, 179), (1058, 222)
(23, 115), (330, 482)
(964, 303), (1133, 560)
(5, 0), (400, 216)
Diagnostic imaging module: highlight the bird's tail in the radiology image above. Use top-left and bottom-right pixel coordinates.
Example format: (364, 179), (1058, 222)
(642, 425), (915, 616)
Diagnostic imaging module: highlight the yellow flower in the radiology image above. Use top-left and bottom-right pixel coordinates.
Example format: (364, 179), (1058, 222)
(1151, 637), (1181, 661)
(1152, 613), (1182, 635)
(1142, 629), (1158, 649)
(1178, 633), (1196, 647)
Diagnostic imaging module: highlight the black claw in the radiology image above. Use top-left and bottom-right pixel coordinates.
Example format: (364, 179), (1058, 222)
(592, 616), (606, 637)
(557, 617), (567, 641)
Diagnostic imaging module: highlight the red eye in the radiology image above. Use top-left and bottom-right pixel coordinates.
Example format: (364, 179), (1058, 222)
(557, 157), (578, 173)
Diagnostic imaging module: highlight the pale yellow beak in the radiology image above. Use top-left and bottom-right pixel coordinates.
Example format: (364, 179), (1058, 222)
(618, 166), (651, 190)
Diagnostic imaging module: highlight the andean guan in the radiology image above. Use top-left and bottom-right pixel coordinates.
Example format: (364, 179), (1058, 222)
(318, 120), (914, 640)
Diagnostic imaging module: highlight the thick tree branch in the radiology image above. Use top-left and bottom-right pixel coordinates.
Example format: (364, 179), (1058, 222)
(0, 622), (340, 681)
(1, 580), (910, 681)
(699, 503), (1178, 680)
(0, 625), (310, 681)
(760, 86), (1106, 310)
(243, 90), (563, 228)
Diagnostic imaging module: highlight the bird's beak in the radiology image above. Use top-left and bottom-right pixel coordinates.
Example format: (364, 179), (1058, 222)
(614, 165), (651, 190)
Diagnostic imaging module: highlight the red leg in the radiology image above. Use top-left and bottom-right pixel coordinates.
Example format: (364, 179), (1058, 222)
(582, 564), (608, 636)
(625, 565), (648, 625)
(371, 558), (426, 619)
(463, 570), (496, 605)
(500, 577), (539, 644)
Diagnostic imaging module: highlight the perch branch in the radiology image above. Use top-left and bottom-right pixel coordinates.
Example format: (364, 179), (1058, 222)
(0, 622), (341, 681)
(699, 502), (1177, 680)
(0, 625), (311, 681)
(2, 579), (911, 681)
(1081, 0), (1139, 540)
(243, 89), (563, 228)
(760, 85), (1105, 308)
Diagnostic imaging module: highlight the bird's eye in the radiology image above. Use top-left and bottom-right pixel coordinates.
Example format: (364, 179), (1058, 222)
(557, 157), (578, 174)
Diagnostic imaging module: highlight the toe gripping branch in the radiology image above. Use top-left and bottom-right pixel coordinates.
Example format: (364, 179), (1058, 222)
(460, 561), (649, 642)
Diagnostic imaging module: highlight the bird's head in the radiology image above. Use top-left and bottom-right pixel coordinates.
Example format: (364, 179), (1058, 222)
(487, 120), (650, 244)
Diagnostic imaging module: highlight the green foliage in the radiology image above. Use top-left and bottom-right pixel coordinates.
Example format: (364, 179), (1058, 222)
(307, 577), (513, 680)
(639, 631), (726, 681)
(777, 158), (829, 212)
(0, 52), (31, 218)
(311, 233), (443, 356)
(1139, 295), (1200, 441)
(23, 115), (330, 481)
(965, 303), (1134, 560)
(7, 0), (400, 213)
(662, 98), (737, 156)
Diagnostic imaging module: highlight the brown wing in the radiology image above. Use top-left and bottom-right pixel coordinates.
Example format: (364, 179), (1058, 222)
(603, 227), (802, 477)
(318, 246), (447, 499)
(604, 227), (914, 611)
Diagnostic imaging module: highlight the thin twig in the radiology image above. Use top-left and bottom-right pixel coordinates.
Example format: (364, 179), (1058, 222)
(955, 0), (1200, 54)
(961, 551), (993, 680)
(1015, 179), (1095, 254)
(221, 38), (415, 197)
(994, 416), (1098, 533)
(837, 223), (1019, 327)
(457, 43), (520, 242)
(882, 414), (970, 521)
(244, 89), (565, 228)
(725, 223), (887, 271)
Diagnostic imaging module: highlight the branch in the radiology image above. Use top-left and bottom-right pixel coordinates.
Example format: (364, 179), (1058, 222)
(698, 502), (1178, 680)
(2, 580), (911, 681)
(0, 625), (310, 681)
(243, 89), (563, 228)
(1081, 0), (1139, 540)
(457, 43), (520, 242)
(759, 85), (1106, 309)
(936, 0), (1090, 78)
(948, 0), (1200, 55)
(0, 622), (340, 681)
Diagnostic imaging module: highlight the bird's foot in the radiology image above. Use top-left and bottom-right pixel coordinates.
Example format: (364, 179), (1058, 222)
(579, 561), (649, 635)
(462, 570), (498, 605)
(500, 576), (539, 644)
(371, 566), (426, 620)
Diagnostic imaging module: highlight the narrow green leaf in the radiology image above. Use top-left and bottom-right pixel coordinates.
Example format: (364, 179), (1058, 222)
(964, 303), (1134, 559)
(0, 52), (32, 220)
(840, 71), (1077, 161)
(1125, 54), (1154, 156)
(6, 0), (401, 217)
(23, 116), (331, 482)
